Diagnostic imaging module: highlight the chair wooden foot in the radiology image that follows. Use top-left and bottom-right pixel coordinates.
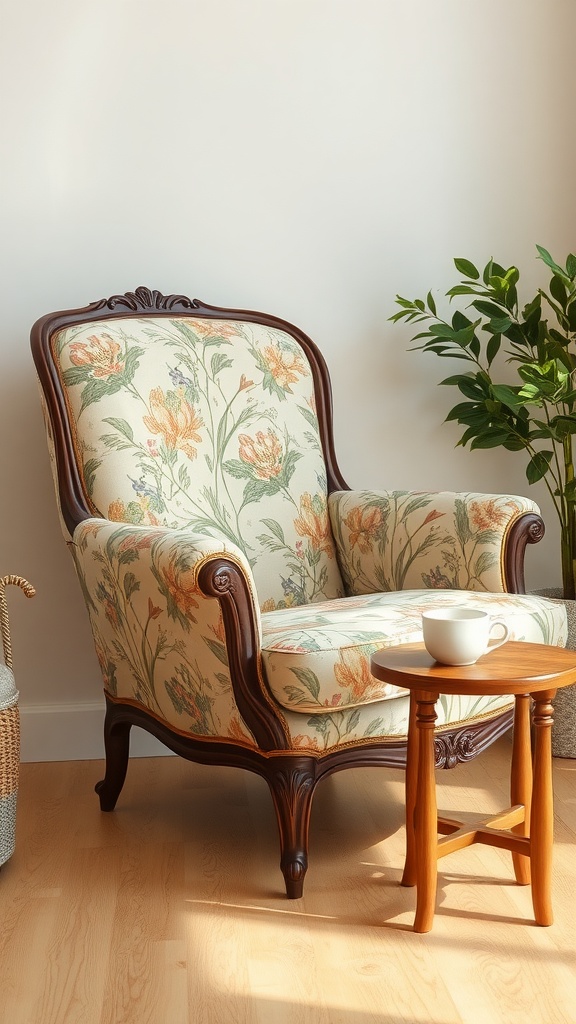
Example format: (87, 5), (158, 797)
(95, 706), (132, 812)
(266, 758), (317, 899)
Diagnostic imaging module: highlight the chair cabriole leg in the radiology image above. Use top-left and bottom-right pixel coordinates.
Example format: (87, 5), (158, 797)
(95, 704), (132, 811)
(265, 757), (317, 899)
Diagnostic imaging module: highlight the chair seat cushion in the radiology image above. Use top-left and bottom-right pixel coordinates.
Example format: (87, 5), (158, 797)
(261, 589), (567, 714)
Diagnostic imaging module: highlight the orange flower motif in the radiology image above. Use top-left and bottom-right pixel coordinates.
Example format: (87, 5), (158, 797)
(143, 387), (203, 460)
(69, 333), (124, 378)
(294, 493), (333, 557)
(238, 429), (283, 479)
(291, 734), (321, 751)
(262, 344), (307, 391)
(188, 320), (240, 339)
(161, 558), (200, 619)
(107, 498), (161, 527)
(334, 648), (384, 702)
(81, 521), (106, 540)
(344, 505), (385, 553)
(117, 532), (154, 554)
(103, 598), (120, 630)
(422, 509), (445, 526)
(228, 716), (254, 743)
(469, 499), (511, 532)
(108, 500), (127, 521)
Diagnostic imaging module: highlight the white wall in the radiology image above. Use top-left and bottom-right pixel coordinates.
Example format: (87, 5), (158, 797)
(1, 0), (575, 760)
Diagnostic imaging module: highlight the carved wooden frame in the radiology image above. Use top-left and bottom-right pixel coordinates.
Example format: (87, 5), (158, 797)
(31, 288), (541, 898)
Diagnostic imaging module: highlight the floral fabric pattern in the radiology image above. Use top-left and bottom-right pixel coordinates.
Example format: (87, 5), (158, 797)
(49, 313), (563, 761)
(70, 518), (261, 747)
(261, 588), (567, 716)
(69, 516), (566, 754)
(54, 316), (345, 611)
(281, 690), (515, 753)
(329, 490), (540, 595)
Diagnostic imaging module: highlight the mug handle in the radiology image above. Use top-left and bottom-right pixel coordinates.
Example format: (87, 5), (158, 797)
(487, 619), (509, 653)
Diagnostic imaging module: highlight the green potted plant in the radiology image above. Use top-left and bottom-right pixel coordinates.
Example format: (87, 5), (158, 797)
(391, 245), (576, 756)
(390, 245), (576, 600)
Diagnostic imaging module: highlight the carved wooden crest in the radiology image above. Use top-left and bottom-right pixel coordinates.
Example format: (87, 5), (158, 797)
(93, 286), (198, 313)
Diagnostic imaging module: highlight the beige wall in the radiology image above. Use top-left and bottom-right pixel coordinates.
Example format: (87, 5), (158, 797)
(1, 1), (575, 758)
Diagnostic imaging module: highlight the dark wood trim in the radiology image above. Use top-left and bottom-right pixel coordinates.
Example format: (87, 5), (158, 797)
(95, 696), (513, 897)
(503, 512), (546, 594)
(433, 708), (514, 768)
(197, 557), (290, 751)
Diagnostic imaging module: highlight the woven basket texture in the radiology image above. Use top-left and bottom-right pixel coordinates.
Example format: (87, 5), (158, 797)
(0, 575), (35, 868)
(0, 705), (20, 866)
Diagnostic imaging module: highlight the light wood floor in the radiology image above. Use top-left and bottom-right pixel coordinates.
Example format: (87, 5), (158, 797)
(1, 738), (575, 1024)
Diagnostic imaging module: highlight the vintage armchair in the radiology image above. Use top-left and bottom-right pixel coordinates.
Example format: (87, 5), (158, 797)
(30, 288), (566, 898)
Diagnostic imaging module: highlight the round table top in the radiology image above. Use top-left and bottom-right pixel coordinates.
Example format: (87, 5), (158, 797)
(370, 641), (576, 696)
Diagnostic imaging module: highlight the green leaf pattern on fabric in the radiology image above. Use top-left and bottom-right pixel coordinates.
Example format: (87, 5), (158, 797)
(71, 521), (566, 752)
(329, 489), (540, 595)
(55, 316), (345, 611)
(71, 519), (257, 745)
(260, 587), (567, 721)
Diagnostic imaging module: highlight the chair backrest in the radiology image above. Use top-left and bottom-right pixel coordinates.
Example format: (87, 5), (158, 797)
(32, 289), (347, 611)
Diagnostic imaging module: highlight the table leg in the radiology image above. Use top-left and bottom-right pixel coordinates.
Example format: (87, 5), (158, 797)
(413, 690), (439, 933)
(402, 692), (418, 887)
(530, 689), (556, 926)
(510, 694), (532, 885)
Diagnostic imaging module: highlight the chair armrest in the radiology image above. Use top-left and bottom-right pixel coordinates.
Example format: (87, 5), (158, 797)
(70, 519), (288, 749)
(328, 490), (543, 595)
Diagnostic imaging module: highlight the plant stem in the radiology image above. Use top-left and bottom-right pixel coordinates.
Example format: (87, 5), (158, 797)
(562, 434), (576, 600)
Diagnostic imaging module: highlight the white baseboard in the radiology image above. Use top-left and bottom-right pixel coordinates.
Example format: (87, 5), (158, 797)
(19, 701), (174, 762)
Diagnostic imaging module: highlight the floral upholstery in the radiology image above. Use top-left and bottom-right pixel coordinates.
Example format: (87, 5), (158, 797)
(71, 519), (260, 747)
(34, 294), (570, 899)
(329, 490), (540, 594)
(54, 316), (344, 611)
(281, 689), (512, 753)
(71, 517), (567, 754)
(263, 588), (566, 750)
(46, 310), (566, 759)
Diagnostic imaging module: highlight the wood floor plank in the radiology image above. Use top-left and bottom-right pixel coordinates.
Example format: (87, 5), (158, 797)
(0, 739), (574, 1024)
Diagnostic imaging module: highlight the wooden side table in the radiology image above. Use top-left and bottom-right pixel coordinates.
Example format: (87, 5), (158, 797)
(371, 641), (576, 933)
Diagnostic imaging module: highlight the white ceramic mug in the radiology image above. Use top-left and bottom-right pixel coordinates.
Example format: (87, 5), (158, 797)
(421, 607), (510, 666)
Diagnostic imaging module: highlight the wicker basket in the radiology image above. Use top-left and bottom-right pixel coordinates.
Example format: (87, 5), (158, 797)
(0, 575), (35, 868)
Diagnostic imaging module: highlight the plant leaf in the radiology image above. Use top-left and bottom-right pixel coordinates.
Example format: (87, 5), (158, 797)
(454, 258), (480, 280)
(526, 450), (554, 483)
(490, 384), (523, 410)
(470, 428), (515, 449)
